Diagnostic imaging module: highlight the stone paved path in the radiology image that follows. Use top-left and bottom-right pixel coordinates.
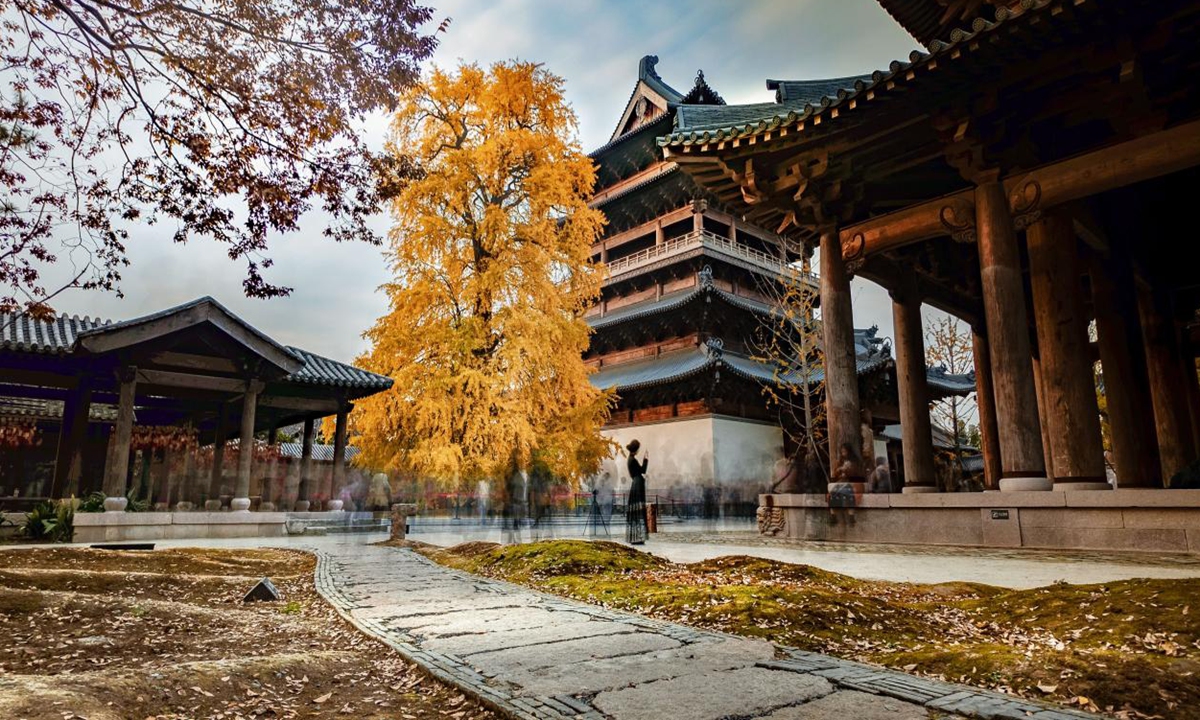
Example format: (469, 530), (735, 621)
(314, 543), (1096, 720)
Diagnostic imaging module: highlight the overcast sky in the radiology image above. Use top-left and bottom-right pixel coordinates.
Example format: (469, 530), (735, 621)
(49, 0), (925, 363)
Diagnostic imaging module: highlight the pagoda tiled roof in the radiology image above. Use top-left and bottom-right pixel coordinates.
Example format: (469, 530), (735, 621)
(590, 337), (896, 393)
(591, 327), (973, 398)
(659, 0), (1055, 149)
(587, 283), (777, 331)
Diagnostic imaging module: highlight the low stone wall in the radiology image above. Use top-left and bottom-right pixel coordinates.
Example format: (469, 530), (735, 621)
(759, 490), (1200, 553)
(73, 511), (288, 543)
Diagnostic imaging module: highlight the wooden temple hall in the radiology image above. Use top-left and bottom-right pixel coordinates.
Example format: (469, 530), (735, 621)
(657, 0), (1200, 498)
(0, 297), (392, 539)
(584, 57), (974, 498)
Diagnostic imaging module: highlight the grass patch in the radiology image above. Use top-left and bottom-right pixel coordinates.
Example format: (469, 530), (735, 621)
(422, 539), (1200, 718)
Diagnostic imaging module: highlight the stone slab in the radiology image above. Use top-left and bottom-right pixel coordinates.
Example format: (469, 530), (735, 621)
(462, 630), (680, 673)
(592, 666), (833, 720)
(756, 689), (933, 719)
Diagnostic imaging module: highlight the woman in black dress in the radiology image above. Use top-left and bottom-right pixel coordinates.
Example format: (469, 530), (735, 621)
(625, 439), (649, 545)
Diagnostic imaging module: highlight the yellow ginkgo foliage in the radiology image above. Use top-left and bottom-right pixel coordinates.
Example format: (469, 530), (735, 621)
(352, 61), (612, 486)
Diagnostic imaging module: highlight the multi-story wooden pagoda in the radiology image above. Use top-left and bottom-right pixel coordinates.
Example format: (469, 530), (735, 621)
(584, 57), (973, 498)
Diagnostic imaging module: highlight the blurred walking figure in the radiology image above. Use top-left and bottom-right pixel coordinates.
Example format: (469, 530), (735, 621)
(625, 440), (649, 545)
(868, 457), (892, 494)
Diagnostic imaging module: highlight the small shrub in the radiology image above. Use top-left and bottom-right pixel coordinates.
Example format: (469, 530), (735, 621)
(21, 500), (74, 542)
(77, 492), (106, 513)
(281, 600), (302, 614)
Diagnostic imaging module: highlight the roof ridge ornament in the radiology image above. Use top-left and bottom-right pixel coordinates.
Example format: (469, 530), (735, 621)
(703, 336), (724, 360)
(698, 265), (715, 291)
(639, 55), (663, 83)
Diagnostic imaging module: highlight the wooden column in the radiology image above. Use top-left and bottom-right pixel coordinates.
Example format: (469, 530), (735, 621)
(51, 381), (92, 499)
(1138, 285), (1197, 483)
(231, 383), (260, 511)
(1183, 352), (1200, 452)
(299, 417), (315, 509)
(208, 403), (228, 508)
(819, 229), (863, 479)
(729, 219), (738, 243)
(600, 245), (608, 263)
(890, 281), (937, 492)
(1031, 356), (1055, 481)
(1027, 212), (1108, 489)
(330, 406), (350, 509)
(972, 329), (1002, 491)
(975, 178), (1048, 490)
(102, 367), (137, 510)
(1089, 254), (1161, 487)
(692, 211), (703, 234)
(262, 423), (279, 510)
(655, 221), (665, 246)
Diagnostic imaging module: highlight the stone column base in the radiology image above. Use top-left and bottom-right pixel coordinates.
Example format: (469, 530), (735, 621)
(327, 499), (344, 512)
(1054, 481), (1112, 491)
(230, 497), (251, 512)
(293, 500), (311, 512)
(999, 476), (1052, 492)
(204, 499), (223, 511)
(902, 485), (938, 494)
(103, 496), (128, 513)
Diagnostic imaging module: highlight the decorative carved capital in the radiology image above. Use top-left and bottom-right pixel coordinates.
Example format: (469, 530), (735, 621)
(938, 198), (977, 244)
(1009, 178), (1043, 231)
(842, 231), (866, 277)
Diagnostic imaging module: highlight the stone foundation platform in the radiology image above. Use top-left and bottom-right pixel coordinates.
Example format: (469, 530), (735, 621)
(73, 511), (287, 543)
(759, 489), (1200, 553)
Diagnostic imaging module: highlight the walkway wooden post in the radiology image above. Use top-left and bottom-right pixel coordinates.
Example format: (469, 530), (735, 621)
(51, 380), (91, 500)
(330, 406), (349, 510)
(1089, 254), (1161, 487)
(820, 228), (863, 478)
(975, 178), (1048, 490)
(103, 367), (137, 511)
(1026, 212), (1108, 489)
(971, 329), (1002, 491)
(231, 382), (261, 511)
(207, 403), (228, 509)
(298, 417), (315, 510)
(1138, 285), (1197, 483)
(890, 280), (937, 492)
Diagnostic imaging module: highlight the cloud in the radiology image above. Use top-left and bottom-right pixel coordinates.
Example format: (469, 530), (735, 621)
(47, 0), (924, 361)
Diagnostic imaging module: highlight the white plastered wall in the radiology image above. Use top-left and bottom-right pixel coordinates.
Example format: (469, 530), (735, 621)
(594, 415), (782, 497)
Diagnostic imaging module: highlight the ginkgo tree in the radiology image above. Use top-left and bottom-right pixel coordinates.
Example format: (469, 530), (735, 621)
(352, 61), (612, 486)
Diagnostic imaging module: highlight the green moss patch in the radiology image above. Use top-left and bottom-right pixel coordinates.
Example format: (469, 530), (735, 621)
(421, 540), (1200, 719)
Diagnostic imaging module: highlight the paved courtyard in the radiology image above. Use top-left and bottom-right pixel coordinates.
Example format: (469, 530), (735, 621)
(313, 541), (1094, 720)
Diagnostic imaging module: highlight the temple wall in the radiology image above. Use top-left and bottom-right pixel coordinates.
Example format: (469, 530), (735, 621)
(711, 417), (783, 490)
(596, 415), (782, 496)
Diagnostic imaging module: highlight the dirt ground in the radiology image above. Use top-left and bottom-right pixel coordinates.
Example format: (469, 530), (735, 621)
(0, 546), (497, 720)
(427, 540), (1200, 720)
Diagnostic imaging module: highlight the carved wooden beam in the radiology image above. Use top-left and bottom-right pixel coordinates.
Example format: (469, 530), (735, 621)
(840, 118), (1200, 261)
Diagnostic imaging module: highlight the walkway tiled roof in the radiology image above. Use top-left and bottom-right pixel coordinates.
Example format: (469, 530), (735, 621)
(0, 301), (391, 393)
(285, 347), (392, 391)
(0, 312), (106, 354)
(658, 0), (1055, 149)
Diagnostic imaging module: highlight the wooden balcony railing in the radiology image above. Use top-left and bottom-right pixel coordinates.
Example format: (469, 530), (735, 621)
(603, 230), (811, 282)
